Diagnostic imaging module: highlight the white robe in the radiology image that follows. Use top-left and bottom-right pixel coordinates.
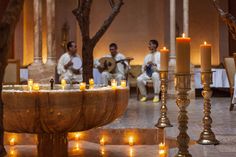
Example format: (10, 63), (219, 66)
(57, 52), (82, 83)
(137, 51), (161, 96)
(95, 53), (129, 85)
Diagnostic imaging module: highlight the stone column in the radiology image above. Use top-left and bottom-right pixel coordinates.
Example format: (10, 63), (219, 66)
(168, 0), (177, 98)
(183, 0), (189, 36)
(170, 0), (176, 58)
(183, 0), (195, 98)
(33, 0), (43, 65)
(46, 0), (56, 65)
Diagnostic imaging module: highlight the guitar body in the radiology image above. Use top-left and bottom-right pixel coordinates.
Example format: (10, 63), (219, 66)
(98, 57), (116, 73)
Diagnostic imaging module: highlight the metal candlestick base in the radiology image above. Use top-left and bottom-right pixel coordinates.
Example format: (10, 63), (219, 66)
(175, 74), (192, 157)
(197, 72), (219, 145)
(156, 71), (173, 128)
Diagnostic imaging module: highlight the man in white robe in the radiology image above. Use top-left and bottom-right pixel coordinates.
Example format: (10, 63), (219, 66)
(95, 43), (129, 85)
(137, 40), (160, 103)
(57, 41), (82, 83)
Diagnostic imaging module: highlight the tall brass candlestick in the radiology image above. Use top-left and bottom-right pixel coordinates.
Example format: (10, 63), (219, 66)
(156, 71), (172, 128)
(175, 74), (192, 157)
(197, 72), (219, 145)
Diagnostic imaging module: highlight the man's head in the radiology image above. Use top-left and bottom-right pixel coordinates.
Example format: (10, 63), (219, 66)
(109, 43), (118, 57)
(67, 41), (77, 56)
(148, 39), (159, 52)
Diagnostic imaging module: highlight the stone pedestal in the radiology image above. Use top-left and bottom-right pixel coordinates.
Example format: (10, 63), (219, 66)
(38, 133), (68, 157)
(28, 63), (56, 83)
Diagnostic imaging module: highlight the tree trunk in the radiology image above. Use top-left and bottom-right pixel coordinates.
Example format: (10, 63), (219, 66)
(82, 43), (94, 83)
(0, 0), (24, 156)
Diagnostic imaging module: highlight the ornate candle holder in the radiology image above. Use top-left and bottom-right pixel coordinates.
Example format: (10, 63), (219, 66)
(197, 71), (219, 145)
(175, 73), (192, 157)
(156, 71), (173, 128)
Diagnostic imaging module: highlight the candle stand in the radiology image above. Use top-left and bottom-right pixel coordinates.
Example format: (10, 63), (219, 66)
(197, 71), (219, 145)
(175, 73), (192, 157)
(156, 70), (172, 128)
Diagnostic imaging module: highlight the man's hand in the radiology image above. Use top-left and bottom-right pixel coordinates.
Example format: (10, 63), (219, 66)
(64, 60), (73, 69)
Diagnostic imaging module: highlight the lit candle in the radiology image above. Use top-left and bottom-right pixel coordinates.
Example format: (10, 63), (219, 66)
(75, 133), (81, 141)
(111, 79), (117, 90)
(121, 80), (127, 87)
(79, 82), (86, 91)
(176, 33), (191, 73)
(33, 83), (40, 91)
(159, 142), (165, 150)
(159, 149), (167, 157)
(28, 79), (33, 91)
(159, 142), (167, 157)
(160, 47), (170, 71)
(89, 78), (94, 89)
(9, 138), (15, 146)
(200, 41), (212, 72)
(100, 137), (105, 145)
(61, 79), (66, 90)
(128, 136), (134, 146)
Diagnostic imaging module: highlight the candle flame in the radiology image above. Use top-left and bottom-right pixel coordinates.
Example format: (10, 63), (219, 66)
(100, 137), (105, 145)
(129, 136), (134, 146)
(182, 33), (185, 38)
(75, 133), (81, 140)
(204, 41), (207, 45)
(9, 138), (15, 146)
(163, 47), (166, 50)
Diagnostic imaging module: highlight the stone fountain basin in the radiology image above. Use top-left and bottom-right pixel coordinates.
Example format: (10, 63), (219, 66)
(2, 85), (129, 133)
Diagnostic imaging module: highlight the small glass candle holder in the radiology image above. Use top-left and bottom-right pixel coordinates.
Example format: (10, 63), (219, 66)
(33, 83), (40, 91)
(80, 82), (86, 91)
(28, 79), (33, 91)
(121, 80), (127, 87)
(111, 79), (117, 90)
(159, 143), (167, 157)
(89, 78), (94, 89)
(61, 79), (66, 90)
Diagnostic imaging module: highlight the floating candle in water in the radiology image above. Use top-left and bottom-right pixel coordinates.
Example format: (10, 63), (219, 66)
(111, 79), (117, 90)
(80, 82), (86, 91)
(89, 78), (94, 89)
(121, 80), (127, 87)
(33, 83), (40, 91)
(100, 137), (105, 145)
(9, 137), (15, 146)
(61, 79), (66, 90)
(28, 79), (33, 91)
(75, 133), (81, 141)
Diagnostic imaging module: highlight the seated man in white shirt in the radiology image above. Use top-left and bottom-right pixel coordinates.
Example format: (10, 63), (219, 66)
(95, 43), (129, 85)
(57, 41), (82, 83)
(137, 40), (161, 103)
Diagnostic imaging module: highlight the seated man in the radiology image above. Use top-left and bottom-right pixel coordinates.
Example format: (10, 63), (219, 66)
(137, 39), (160, 103)
(95, 43), (129, 85)
(57, 41), (82, 83)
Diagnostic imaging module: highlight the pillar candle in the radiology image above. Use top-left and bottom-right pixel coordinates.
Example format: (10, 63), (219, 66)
(200, 41), (212, 72)
(176, 33), (191, 73)
(160, 47), (170, 71)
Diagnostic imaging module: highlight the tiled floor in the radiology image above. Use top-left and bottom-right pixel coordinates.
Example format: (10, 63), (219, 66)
(5, 97), (236, 157)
